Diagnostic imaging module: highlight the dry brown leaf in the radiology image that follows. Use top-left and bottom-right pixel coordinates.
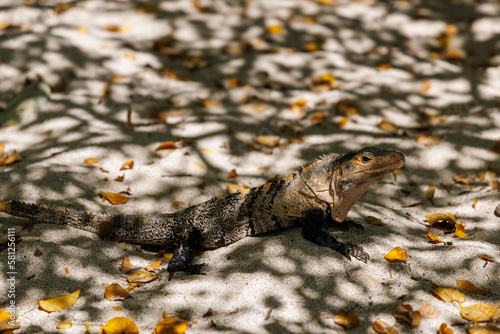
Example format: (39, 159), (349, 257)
(145, 261), (162, 272)
(114, 174), (125, 182)
(0, 310), (20, 331)
(113, 306), (123, 311)
(291, 99), (307, 116)
(355, 274), (378, 283)
(84, 158), (100, 165)
(426, 232), (444, 244)
(416, 134), (443, 146)
(476, 170), (497, 181)
(420, 80), (431, 93)
(365, 216), (386, 226)
(394, 304), (421, 327)
(456, 280), (489, 296)
(304, 43), (319, 52)
(481, 254), (494, 263)
(373, 320), (398, 334)
(104, 283), (131, 301)
(453, 174), (469, 185)
(200, 99), (221, 108)
(310, 111), (326, 124)
(489, 180), (500, 191)
(332, 310), (359, 330)
(488, 139), (500, 154)
(377, 63), (392, 71)
(154, 314), (188, 334)
(120, 159), (134, 171)
(384, 247), (407, 263)
(288, 132), (308, 144)
(419, 304), (439, 319)
(53, 3), (73, 14)
(336, 117), (349, 128)
(439, 323), (454, 334)
(65, 268), (69, 274)
(378, 119), (399, 132)
(39, 289), (80, 313)
(35, 246), (43, 256)
(432, 286), (466, 303)
(0, 151), (23, 166)
(100, 191), (128, 205)
(226, 169), (237, 179)
(336, 100), (359, 116)
(155, 140), (184, 152)
(460, 304), (494, 322)
(170, 201), (185, 209)
(101, 317), (139, 334)
(227, 184), (250, 195)
(106, 25), (131, 33)
(255, 135), (280, 147)
(127, 270), (159, 283)
(425, 212), (458, 226)
(192, 161), (205, 169)
(0, 142), (4, 154)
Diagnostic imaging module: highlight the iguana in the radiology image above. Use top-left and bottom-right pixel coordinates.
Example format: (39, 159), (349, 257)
(0, 147), (405, 278)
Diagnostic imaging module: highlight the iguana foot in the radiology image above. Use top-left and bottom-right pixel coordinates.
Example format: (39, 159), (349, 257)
(167, 263), (206, 281)
(340, 242), (369, 263)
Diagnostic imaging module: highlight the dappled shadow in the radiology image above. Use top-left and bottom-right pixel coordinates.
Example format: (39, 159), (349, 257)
(1, 0), (500, 332)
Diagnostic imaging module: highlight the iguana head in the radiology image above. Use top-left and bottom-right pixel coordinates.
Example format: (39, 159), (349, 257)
(302, 147), (405, 222)
(329, 147), (405, 221)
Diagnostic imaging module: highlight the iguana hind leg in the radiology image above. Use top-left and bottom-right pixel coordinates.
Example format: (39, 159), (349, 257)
(302, 222), (369, 263)
(167, 231), (206, 280)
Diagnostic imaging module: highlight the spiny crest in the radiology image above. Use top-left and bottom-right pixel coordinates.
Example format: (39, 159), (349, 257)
(306, 152), (339, 167)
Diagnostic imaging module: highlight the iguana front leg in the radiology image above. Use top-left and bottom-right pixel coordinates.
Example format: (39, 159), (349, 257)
(167, 231), (206, 280)
(302, 219), (369, 263)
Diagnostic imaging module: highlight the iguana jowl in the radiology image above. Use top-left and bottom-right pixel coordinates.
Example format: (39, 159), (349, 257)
(0, 147), (405, 277)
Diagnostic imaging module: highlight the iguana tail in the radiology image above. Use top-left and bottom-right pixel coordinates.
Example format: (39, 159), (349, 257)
(0, 200), (175, 245)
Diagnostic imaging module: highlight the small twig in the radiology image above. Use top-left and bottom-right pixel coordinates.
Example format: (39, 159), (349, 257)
(405, 212), (430, 226)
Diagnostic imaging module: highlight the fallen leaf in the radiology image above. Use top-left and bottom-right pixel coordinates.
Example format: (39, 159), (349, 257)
(438, 323), (454, 334)
(227, 184), (250, 195)
(488, 139), (500, 154)
(39, 289), (80, 313)
(420, 80), (431, 93)
(200, 99), (220, 108)
(53, 3), (73, 14)
(267, 25), (283, 34)
(0, 143), (4, 154)
(336, 100), (359, 116)
(455, 223), (467, 238)
(452, 174), (469, 185)
(113, 306), (123, 311)
(0, 151), (23, 166)
(460, 304), (494, 322)
(426, 232), (444, 244)
(481, 254), (494, 263)
(101, 317), (139, 334)
(84, 158), (100, 165)
(0, 310), (20, 331)
(145, 261), (162, 272)
(332, 310), (359, 330)
(384, 247), (407, 263)
(366, 216), (386, 226)
(100, 191), (128, 205)
(155, 140), (184, 152)
(304, 43), (319, 51)
(489, 180), (500, 191)
(120, 159), (134, 171)
(35, 246), (43, 256)
(432, 286), (466, 303)
(65, 268), (69, 274)
(114, 174), (125, 182)
(170, 201), (185, 209)
(336, 117), (349, 128)
(288, 132), (308, 143)
(419, 304), (439, 319)
(378, 119), (399, 132)
(255, 135), (280, 147)
(426, 186), (435, 202)
(310, 111), (327, 124)
(56, 320), (72, 329)
(394, 304), (421, 327)
(226, 169), (237, 179)
(77, 27), (87, 34)
(104, 283), (131, 301)
(200, 148), (213, 153)
(192, 162), (205, 169)
(456, 280), (489, 296)
(290, 99), (307, 116)
(416, 134), (443, 146)
(476, 170), (497, 181)
(425, 212), (459, 226)
(119, 257), (133, 273)
(154, 314), (188, 334)
(127, 270), (159, 283)
(372, 320), (398, 334)
(377, 63), (392, 71)
(106, 25), (131, 33)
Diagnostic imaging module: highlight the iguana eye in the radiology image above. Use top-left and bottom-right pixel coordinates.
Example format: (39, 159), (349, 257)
(361, 156), (372, 162)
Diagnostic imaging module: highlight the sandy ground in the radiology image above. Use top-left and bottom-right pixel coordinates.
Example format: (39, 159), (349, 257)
(0, 0), (499, 333)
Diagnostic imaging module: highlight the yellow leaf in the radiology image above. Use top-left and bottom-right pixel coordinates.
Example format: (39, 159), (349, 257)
(155, 140), (184, 152)
(456, 280), (489, 296)
(104, 283), (131, 301)
(84, 158), (100, 165)
(488, 180), (500, 191)
(377, 63), (392, 71)
(200, 148), (213, 153)
(255, 135), (280, 147)
(145, 261), (162, 272)
(56, 320), (72, 329)
(290, 99), (307, 115)
(154, 314), (188, 334)
(378, 119), (399, 132)
(455, 223), (467, 238)
(426, 186), (435, 201)
(420, 79), (431, 93)
(336, 100), (359, 116)
(481, 254), (494, 263)
(227, 184), (250, 195)
(384, 247), (407, 263)
(320, 73), (336, 84)
(77, 27), (87, 34)
(460, 304), (494, 322)
(163, 253), (173, 260)
(191, 161), (205, 169)
(127, 270), (159, 283)
(120, 159), (134, 170)
(0, 150), (23, 166)
(419, 304), (439, 319)
(100, 191), (128, 205)
(372, 320), (398, 334)
(267, 25), (283, 34)
(200, 99), (220, 108)
(226, 169), (237, 179)
(310, 111), (326, 124)
(438, 323), (454, 334)
(365, 216), (386, 226)
(432, 286), (466, 303)
(101, 317), (139, 334)
(425, 212), (458, 226)
(336, 117), (348, 128)
(426, 232), (444, 244)
(119, 257), (133, 273)
(332, 310), (359, 330)
(0, 310), (20, 331)
(304, 43), (319, 51)
(38, 289), (80, 313)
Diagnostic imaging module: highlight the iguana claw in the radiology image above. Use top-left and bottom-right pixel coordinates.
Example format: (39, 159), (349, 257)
(341, 242), (370, 263)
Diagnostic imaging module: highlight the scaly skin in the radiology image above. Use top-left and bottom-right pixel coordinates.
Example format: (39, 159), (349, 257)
(0, 147), (405, 277)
